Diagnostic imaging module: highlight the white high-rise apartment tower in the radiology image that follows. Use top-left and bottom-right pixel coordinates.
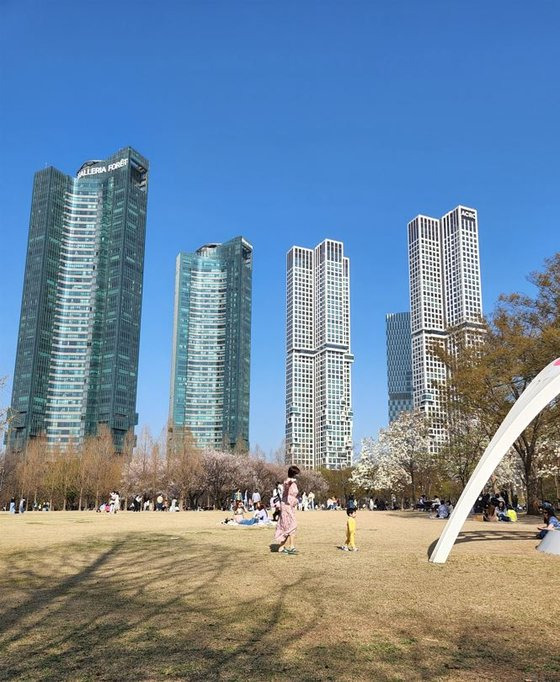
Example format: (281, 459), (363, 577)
(408, 206), (483, 446)
(286, 239), (354, 469)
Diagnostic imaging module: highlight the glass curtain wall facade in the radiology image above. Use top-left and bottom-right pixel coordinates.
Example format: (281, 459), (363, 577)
(8, 147), (149, 451)
(386, 312), (413, 422)
(169, 237), (252, 450)
(286, 239), (354, 470)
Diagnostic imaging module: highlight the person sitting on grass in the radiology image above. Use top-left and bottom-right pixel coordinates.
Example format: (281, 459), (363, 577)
(233, 500), (247, 518)
(496, 500), (511, 522)
(431, 500), (449, 519)
(506, 505), (518, 522)
(238, 502), (270, 526)
(537, 508), (560, 539)
(483, 503), (498, 522)
(222, 501), (270, 526)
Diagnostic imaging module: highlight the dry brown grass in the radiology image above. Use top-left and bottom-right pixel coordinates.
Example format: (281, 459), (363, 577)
(0, 509), (557, 681)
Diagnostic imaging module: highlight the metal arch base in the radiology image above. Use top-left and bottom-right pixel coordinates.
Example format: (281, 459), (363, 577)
(537, 529), (560, 555)
(430, 357), (560, 564)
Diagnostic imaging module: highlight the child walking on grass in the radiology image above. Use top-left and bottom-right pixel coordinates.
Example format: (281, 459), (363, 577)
(340, 507), (358, 551)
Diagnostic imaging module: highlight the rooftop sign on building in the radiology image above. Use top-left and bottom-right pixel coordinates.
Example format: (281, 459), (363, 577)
(77, 157), (128, 179)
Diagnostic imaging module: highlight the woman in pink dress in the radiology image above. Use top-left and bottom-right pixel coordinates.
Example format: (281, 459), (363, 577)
(275, 466), (300, 554)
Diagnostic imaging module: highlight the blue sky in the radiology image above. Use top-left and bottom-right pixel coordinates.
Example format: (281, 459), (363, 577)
(1, 1), (559, 455)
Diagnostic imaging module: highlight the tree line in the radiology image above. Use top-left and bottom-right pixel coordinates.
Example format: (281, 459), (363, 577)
(0, 424), (328, 511)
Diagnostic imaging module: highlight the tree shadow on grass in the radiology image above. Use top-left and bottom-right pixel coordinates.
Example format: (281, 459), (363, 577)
(0, 532), (557, 682)
(0, 532), (323, 681)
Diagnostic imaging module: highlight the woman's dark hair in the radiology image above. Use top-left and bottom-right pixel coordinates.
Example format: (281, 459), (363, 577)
(288, 465), (301, 478)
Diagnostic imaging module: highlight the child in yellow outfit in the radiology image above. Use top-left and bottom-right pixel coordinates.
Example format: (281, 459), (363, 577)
(341, 508), (358, 551)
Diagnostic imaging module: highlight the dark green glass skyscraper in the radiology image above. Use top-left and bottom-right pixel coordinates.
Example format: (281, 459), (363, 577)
(169, 237), (252, 451)
(8, 147), (149, 451)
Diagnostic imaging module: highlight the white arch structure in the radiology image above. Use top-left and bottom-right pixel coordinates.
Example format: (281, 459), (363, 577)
(430, 357), (560, 564)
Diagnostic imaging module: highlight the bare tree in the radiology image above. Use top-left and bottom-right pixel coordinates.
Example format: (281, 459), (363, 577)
(249, 443), (266, 460)
(149, 429), (163, 505)
(84, 425), (120, 509)
(0, 377), (14, 502)
(0, 376), (8, 442)
(75, 439), (91, 511)
(18, 434), (48, 507)
(166, 424), (205, 509)
(233, 435), (249, 455)
(270, 438), (286, 466)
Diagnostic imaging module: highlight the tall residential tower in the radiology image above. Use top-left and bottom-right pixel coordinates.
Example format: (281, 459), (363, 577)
(286, 239), (353, 469)
(169, 237), (252, 451)
(8, 147), (149, 451)
(386, 312), (413, 422)
(407, 205), (483, 446)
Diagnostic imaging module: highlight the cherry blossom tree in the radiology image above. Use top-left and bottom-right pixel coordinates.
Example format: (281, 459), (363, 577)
(203, 449), (243, 509)
(352, 410), (433, 503)
(351, 434), (403, 495)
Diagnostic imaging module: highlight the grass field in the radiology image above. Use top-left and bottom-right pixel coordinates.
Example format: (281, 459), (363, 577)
(0, 509), (558, 682)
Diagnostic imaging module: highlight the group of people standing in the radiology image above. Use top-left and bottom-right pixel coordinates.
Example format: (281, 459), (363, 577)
(297, 491), (315, 511)
(127, 494), (179, 512)
(6, 497), (26, 514)
(232, 487), (316, 513)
